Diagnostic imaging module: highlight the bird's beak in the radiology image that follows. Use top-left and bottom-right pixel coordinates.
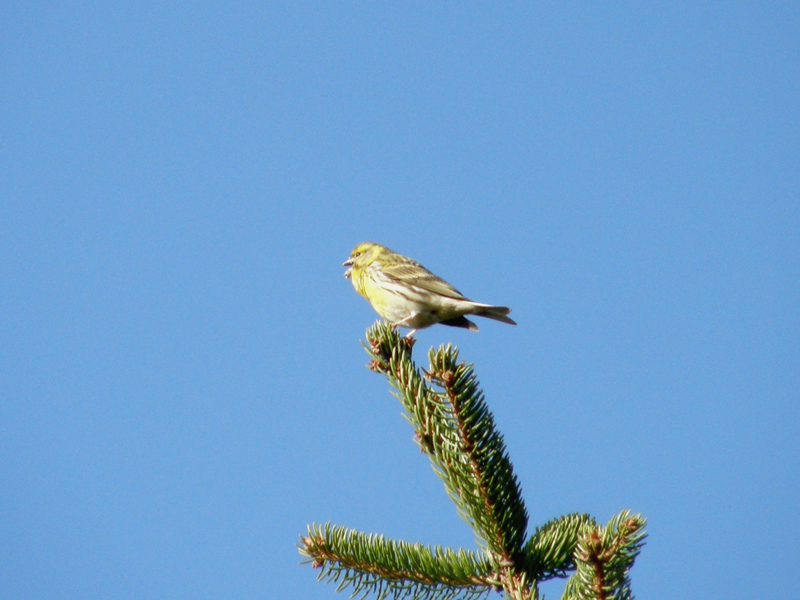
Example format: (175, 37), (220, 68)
(343, 257), (353, 278)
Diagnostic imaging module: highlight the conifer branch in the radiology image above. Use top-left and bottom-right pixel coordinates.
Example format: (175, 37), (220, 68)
(300, 322), (647, 600)
(521, 513), (596, 581)
(424, 345), (528, 561)
(563, 511), (647, 600)
(363, 322), (528, 567)
(299, 522), (496, 600)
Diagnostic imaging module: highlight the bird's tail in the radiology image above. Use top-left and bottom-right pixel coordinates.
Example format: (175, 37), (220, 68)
(473, 304), (517, 326)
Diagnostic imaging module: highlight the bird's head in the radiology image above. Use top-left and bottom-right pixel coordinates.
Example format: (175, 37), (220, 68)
(343, 242), (386, 279)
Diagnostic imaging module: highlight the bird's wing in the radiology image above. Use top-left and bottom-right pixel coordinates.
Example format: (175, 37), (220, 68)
(380, 262), (468, 300)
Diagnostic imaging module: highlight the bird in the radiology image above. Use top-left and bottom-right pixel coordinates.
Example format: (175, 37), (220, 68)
(343, 242), (516, 337)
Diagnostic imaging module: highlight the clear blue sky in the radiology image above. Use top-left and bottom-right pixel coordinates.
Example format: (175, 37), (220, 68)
(2, 3), (798, 599)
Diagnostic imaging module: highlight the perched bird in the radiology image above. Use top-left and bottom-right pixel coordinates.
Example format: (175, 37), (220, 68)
(343, 242), (516, 336)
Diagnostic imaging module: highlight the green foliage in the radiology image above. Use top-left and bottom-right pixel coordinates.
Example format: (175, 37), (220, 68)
(522, 514), (596, 581)
(300, 522), (496, 600)
(299, 322), (647, 600)
(563, 511), (647, 600)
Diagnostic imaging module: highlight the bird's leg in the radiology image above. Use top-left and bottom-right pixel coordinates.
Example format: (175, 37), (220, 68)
(389, 323), (416, 340)
(394, 314), (422, 337)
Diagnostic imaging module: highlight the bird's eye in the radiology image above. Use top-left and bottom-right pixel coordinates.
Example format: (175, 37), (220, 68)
(354, 252), (361, 257)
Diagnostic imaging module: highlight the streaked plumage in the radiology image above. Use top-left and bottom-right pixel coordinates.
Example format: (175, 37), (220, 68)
(343, 242), (516, 336)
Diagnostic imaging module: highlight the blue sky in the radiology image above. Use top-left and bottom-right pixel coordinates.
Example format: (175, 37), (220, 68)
(2, 3), (798, 599)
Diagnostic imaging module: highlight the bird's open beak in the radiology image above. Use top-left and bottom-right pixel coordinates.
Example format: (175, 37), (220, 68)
(343, 257), (353, 278)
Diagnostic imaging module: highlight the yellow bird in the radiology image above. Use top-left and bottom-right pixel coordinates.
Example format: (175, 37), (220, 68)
(343, 242), (516, 336)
